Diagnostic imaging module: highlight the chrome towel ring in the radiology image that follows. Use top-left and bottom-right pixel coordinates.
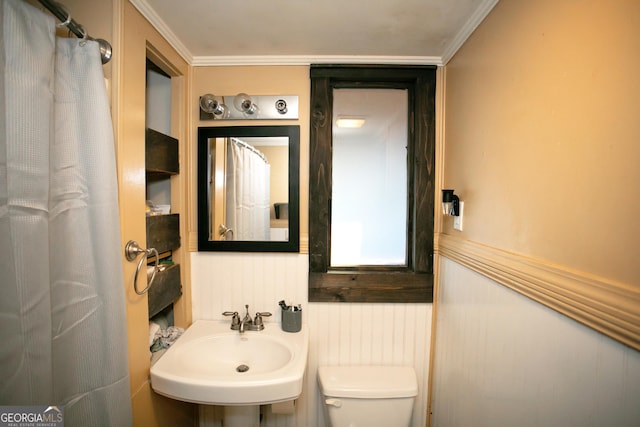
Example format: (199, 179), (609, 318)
(125, 240), (159, 295)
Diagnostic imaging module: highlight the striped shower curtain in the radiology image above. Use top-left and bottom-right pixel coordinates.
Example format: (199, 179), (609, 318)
(0, 0), (132, 425)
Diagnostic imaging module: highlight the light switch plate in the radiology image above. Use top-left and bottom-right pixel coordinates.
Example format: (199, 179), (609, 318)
(453, 201), (464, 231)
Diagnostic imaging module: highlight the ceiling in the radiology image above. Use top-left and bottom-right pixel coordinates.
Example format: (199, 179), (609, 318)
(130, 0), (498, 66)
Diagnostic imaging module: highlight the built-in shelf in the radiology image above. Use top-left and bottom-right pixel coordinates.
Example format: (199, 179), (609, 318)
(145, 128), (181, 319)
(146, 128), (179, 175)
(146, 214), (180, 253)
(148, 263), (182, 318)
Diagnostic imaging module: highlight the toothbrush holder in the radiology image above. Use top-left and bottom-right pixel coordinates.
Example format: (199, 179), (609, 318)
(281, 307), (302, 333)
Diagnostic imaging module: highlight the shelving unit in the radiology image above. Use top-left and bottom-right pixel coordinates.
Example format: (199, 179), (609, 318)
(145, 128), (182, 318)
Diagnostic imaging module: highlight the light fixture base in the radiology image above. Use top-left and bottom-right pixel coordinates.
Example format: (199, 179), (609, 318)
(453, 201), (464, 231)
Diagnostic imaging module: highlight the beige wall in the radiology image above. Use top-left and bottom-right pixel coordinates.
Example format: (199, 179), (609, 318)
(432, 3), (640, 424)
(443, 0), (640, 286)
(190, 66), (310, 251)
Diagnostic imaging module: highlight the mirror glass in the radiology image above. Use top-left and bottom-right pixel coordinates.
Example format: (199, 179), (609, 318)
(331, 88), (408, 267)
(197, 125), (300, 252)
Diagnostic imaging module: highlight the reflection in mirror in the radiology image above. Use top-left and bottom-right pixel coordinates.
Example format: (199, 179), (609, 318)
(197, 126), (300, 252)
(216, 136), (288, 241)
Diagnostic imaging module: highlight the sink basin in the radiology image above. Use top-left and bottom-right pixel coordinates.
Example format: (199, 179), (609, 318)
(150, 320), (309, 405)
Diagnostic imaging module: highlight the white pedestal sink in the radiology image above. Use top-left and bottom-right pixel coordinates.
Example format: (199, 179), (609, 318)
(150, 319), (308, 424)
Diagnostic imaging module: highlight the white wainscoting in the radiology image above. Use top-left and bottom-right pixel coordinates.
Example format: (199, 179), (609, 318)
(431, 257), (640, 427)
(191, 252), (432, 427)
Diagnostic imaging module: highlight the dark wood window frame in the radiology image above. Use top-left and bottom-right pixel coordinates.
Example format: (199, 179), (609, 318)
(309, 65), (436, 303)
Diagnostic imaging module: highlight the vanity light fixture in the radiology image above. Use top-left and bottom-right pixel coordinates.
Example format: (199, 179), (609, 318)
(199, 94), (228, 118)
(442, 189), (460, 216)
(199, 94), (299, 121)
(336, 116), (366, 129)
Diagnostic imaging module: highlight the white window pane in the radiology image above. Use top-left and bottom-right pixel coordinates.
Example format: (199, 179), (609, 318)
(331, 88), (408, 267)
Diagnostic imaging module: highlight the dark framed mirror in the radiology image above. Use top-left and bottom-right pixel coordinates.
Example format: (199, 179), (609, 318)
(197, 125), (300, 252)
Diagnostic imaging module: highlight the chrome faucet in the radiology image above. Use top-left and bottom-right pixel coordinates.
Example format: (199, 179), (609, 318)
(223, 304), (272, 333)
(240, 304), (252, 333)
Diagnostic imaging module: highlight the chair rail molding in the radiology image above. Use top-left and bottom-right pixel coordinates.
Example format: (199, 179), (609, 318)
(436, 233), (640, 351)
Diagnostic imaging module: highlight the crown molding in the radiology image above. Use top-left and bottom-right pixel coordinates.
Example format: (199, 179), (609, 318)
(440, 0), (499, 64)
(128, 0), (193, 64)
(437, 233), (640, 351)
(192, 55), (443, 67)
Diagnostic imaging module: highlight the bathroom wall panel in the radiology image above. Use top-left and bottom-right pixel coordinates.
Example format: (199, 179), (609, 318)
(192, 253), (308, 319)
(191, 252), (432, 427)
(307, 301), (431, 427)
(431, 258), (640, 427)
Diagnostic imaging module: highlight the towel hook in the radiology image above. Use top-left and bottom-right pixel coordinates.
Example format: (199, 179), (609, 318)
(125, 240), (159, 295)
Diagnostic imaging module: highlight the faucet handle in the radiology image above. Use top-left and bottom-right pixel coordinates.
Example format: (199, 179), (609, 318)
(255, 312), (272, 319)
(222, 311), (240, 330)
(253, 312), (272, 329)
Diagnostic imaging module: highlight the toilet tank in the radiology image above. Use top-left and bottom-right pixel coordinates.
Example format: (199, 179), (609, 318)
(318, 366), (418, 427)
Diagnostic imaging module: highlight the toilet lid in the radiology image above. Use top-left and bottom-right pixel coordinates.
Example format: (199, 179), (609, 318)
(318, 366), (418, 398)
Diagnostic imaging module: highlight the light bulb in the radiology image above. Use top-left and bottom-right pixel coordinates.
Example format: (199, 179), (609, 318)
(200, 94), (228, 117)
(233, 93), (258, 115)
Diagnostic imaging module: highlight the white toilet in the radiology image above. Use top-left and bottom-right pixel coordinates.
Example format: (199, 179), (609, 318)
(318, 365), (418, 427)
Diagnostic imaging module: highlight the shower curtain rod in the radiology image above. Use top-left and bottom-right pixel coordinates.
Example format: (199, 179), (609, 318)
(36, 0), (112, 64)
(231, 137), (269, 164)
